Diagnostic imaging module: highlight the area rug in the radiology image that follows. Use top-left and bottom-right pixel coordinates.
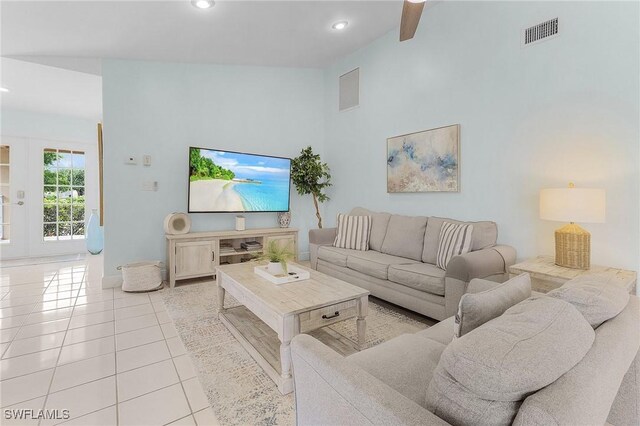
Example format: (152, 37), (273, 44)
(162, 279), (430, 425)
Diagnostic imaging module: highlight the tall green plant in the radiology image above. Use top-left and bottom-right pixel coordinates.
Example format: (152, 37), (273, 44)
(291, 146), (331, 228)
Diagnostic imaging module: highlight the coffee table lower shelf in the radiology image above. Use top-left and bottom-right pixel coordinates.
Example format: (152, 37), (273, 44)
(219, 305), (363, 395)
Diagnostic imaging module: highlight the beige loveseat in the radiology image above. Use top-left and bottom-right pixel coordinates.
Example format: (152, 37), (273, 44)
(309, 207), (517, 320)
(291, 278), (640, 426)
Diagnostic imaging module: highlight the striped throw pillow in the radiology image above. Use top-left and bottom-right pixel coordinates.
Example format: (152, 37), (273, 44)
(436, 222), (474, 270)
(333, 214), (371, 251)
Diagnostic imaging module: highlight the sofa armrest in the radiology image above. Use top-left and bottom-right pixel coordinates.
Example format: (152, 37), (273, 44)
(309, 228), (337, 270)
(309, 227), (337, 245)
(443, 245), (517, 317)
(445, 245), (516, 282)
(291, 334), (449, 426)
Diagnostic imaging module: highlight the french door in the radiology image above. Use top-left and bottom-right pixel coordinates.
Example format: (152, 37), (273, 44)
(0, 136), (97, 259)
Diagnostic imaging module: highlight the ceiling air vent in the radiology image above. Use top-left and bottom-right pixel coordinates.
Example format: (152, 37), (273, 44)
(523, 18), (559, 46)
(339, 68), (359, 111)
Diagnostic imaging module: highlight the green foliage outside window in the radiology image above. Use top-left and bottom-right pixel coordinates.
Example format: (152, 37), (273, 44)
(43, 149), (86, 239)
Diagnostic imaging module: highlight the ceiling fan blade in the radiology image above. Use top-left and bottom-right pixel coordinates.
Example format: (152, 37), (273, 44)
(400, 0), (425, 42)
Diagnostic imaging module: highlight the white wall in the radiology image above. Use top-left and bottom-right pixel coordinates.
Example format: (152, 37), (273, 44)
(1, 109), (99, 258)
(322, 1), (639, 270)
(101, 60), (324, 280)
(1, 109), (97, 143)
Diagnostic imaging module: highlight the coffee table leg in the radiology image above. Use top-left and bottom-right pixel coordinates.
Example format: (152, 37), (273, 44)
(279, 315), (296, 386)
(280, 340), (292, 380)
(357, 296), (368, 350)
(217, 284), (225, 315)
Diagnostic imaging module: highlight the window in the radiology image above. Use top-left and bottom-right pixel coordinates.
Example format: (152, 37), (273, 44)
(0, 145), (9, 241)
(43, 149), (85, 241)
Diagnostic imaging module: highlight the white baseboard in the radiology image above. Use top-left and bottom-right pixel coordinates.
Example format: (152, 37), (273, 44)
(298, 251), (310, 261)
(101, 274), (122, 289)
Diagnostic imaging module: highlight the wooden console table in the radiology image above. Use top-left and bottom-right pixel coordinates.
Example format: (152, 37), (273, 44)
(166, 228), (298, 287)
(509, 255), (637, 294)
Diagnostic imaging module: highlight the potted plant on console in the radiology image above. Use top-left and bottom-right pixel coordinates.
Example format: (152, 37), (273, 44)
(258, 240), (295, 276)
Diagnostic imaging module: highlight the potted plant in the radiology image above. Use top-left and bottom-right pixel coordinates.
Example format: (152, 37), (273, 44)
(291, 146), (332, 228)
(257, 240), (295, 275)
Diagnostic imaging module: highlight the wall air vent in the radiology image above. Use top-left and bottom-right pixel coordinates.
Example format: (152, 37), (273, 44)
(523, 18), (559, 46)
(339, 68), (359, 111)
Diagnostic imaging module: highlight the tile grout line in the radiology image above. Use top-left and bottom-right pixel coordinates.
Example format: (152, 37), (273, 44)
(0, 272), (58, 373)
(3, 347), (186, 409)
(112, 289), (120, 426)
(3, 266), (207, 426)
(1, 324), (176, 383)
(39, 267), (85, 426)
(157, 296), (209, 419)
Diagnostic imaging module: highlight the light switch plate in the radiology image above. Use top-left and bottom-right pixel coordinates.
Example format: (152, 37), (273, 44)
(141, 181), (158, 191)
(143, 155), (152, 167)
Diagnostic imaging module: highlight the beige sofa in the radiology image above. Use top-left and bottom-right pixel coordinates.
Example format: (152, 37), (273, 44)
(310, 207), (517, 320)
(291, 278), (640, 426)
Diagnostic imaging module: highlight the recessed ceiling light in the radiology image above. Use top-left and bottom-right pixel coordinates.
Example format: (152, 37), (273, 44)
(0, 87), (9, 93)
(332, 21), (349, 30)
(407, 0), (426, 3)
(191, 0), (214, 10)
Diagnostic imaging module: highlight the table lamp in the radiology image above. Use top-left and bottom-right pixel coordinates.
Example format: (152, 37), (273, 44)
(539, 183), (605, 270)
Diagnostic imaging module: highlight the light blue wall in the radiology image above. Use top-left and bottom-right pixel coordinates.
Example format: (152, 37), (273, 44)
(322, 1), (639, 270)
(1, 109), (97, 143)
(101, 60), (324, 277)
(102, 1), (640, 278)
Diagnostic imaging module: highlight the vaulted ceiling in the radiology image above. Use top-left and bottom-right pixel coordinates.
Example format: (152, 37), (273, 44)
(2, 1), (403, 70)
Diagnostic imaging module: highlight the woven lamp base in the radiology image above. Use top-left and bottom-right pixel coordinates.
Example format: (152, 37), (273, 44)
(554, 223), (590, 270)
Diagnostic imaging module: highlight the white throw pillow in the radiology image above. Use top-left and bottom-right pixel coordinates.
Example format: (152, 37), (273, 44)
(436, 222), (473, 270)
(333, 214), (371, 251)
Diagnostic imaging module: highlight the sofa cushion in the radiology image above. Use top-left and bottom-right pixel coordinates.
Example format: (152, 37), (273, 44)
(443, 297), (595, 401)
(380, 215), (428, 261)
(347, 334), (445, 407)
(388, 263), (446, 296)
(454, 273), (531, 338)
(426, 364), (522, 426)
(333, 214), (371, 251)
(346, 251), (418, 280)
(426, 297), (595, 425)
(547, 275), (630, 328)
(350, 207), (391, 252)
(423, 217), (498, 264)
(416, 316), (455, 346)
(317, 246), (351, 268)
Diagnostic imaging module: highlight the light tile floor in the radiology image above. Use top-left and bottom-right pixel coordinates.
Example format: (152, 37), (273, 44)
(0, 255), (219, 425)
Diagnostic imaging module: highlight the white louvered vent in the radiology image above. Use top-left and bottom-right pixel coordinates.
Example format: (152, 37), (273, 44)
(339, 68), (359, 111)
(523, 18), (559, 46)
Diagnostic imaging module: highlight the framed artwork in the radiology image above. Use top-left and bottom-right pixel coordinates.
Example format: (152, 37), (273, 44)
(387, 124), (459, 193)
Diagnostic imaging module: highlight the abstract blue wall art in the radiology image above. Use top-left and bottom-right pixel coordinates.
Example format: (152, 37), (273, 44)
(387, 124), (460, 193)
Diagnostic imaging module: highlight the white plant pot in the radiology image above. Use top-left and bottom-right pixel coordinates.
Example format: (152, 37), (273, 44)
(267, 261), (285, 275)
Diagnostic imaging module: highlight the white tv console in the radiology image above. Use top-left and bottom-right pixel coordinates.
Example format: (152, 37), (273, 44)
(165, 228), (298, 288)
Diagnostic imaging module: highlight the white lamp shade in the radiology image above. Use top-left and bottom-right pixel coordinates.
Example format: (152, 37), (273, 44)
(540, 188), (606, 223)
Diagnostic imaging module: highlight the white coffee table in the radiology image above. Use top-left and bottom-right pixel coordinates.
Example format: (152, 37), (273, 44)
(216, 262), (369, 394)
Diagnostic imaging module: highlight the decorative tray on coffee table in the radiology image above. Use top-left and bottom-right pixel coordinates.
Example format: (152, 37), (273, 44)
(254, 264), (311, 285)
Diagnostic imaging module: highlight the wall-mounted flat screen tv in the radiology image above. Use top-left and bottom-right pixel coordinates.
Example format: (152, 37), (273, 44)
(188, 147), (291, 213)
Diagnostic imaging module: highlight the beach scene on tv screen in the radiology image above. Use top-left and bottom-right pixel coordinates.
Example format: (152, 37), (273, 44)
(189, 148), (291, 212)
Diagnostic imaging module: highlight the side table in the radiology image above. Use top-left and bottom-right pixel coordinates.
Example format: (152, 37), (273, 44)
(509, 255), (637, 294)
